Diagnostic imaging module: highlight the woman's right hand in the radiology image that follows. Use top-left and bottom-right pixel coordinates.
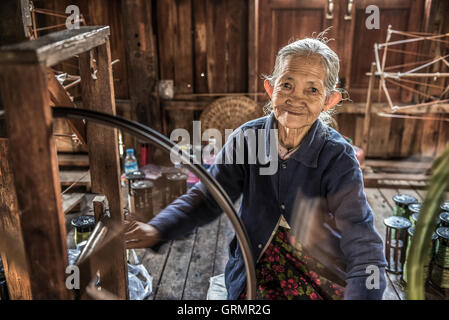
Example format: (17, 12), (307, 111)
(124, 220), (162, 249)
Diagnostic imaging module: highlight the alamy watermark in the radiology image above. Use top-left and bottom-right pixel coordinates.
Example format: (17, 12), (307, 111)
(65, 5), (80, 30)
(65, 265), (80, 290)
(365, 5), (380, 30)
(169, 121), (279, 175)
(365, 265), (380, 290)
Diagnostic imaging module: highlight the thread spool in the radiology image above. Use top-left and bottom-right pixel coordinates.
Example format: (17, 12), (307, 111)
(402, 226), (437, 284)
(166, 172), (188, 203)
(408, 203), (422, 227)
(384, 216), (411, 274)
(0, 259), (9, 300)
(130, 180), (154, 222)
(71, 215), (95, 245)
(393, 194), (418, 218)
(441, 201), (449, 213)
(430, 227), (449, 289)
(409, 207), (440, 229)
(440, 212), (449, 228)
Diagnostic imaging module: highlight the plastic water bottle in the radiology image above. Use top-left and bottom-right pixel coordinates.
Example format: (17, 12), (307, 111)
(124, 149), (139, 174)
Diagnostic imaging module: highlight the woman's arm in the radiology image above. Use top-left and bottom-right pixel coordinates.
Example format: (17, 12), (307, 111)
(324, 141), (387, 300)
(146, 130), (246, 243)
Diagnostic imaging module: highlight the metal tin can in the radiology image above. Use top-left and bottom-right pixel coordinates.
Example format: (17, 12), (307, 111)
(131, 180), (154, 222)
(126, 170), (146, 219)
(166, 172), (188, 203)
(393, 194), (418, 218)
(126, 170), (146, 195)
(71, 215), (95, 245)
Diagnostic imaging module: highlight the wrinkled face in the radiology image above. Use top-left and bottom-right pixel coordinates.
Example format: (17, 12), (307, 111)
(269, 54), (329, 130)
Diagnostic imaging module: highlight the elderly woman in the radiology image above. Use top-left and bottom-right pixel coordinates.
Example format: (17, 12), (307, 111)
(125, 34), (387, 300)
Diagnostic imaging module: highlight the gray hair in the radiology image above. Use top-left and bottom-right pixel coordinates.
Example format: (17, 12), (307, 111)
(264, 31), (343, 126)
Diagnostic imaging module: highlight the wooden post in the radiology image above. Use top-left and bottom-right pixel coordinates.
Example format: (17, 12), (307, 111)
(79, 40), (128, 300)
(361, 62), (377, 166)
(0, 64), (71, 299)
(0, 139), (32, 300)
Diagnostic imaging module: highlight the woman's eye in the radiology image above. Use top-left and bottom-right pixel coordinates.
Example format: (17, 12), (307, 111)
(310, 87), (319, 93)
(281, 83), (292, 89)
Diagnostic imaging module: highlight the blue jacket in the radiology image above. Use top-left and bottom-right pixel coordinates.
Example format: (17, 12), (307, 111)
(149, 112), (387, 300)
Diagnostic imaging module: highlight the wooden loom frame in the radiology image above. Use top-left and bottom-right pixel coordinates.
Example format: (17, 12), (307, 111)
(0, 26), (128, 299)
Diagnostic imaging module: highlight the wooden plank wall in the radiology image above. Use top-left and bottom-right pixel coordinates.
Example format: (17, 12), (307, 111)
(156, 0), (249, 134)
(32, 0), (449, 160)
(156, 0), (248, 94)
(336, 111), (449, 159)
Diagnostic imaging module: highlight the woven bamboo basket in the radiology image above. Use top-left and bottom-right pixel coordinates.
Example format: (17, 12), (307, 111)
(199, 96), (263, 143)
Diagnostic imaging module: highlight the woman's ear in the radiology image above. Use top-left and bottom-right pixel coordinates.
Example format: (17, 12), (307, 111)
(264, 80), (274, 99)
(323, 91), (342, 112)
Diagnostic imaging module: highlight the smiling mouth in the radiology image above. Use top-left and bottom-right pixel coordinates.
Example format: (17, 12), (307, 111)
(277, 106), (307, 116)
(281, 109), (306, 116)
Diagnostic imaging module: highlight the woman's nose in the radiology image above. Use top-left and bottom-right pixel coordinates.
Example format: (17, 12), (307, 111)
(286, 93), (303, 106)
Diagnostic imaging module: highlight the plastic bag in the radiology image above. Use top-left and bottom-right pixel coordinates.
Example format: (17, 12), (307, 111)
(127, 249), (153, 300)
(67, 244), (153, 300)
(68, 241), (87, 266)
(206, 273), (228, 300)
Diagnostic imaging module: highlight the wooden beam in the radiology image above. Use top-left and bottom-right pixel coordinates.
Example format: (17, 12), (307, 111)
(0, 138), (32, 299)
(79, 40), (128, 299)
(57, 153), (89, 167)
(45, 68), (87, 144)
(0, 64), (71, 299)
(0, 26), (110, 67)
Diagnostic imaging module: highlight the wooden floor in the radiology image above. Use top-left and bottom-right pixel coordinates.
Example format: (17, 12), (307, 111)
(134, 214), (234, 300)
(65, 184), (446, 300)
(132, 184), (446, 300)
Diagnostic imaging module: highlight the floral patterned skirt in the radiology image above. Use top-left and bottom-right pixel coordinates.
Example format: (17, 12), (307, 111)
(239, 226), (345, 300)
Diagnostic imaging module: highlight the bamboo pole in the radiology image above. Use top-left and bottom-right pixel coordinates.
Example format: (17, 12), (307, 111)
(387, 48), (433, 58)
(361, 63), (377, 163)
(391, 98), (449, 111)
(392, 77), (445, 90)
(385, 72), (449, 78)
(386, 78), (434, 99)
(377, 112), (449, 122)
(378, 33), (449, 48)
(402, 54), (449, 75)
(384, 57), (436, 71)
(378, 26), (392, 101)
